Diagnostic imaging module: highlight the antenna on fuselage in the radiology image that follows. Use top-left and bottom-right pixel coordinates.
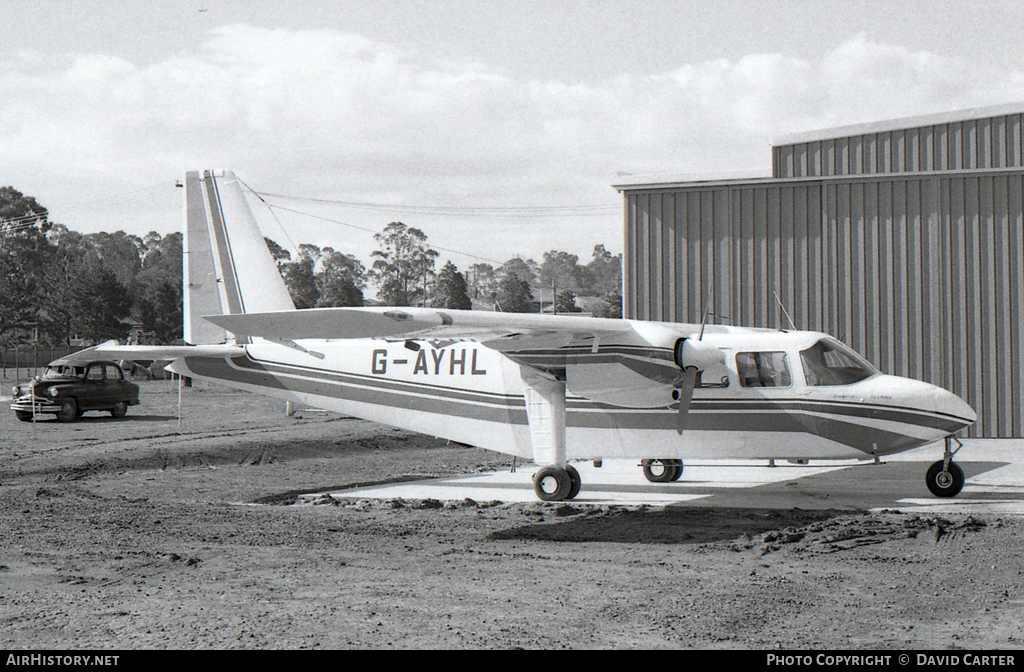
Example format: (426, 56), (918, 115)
(772, 289), (797, 331)
(698, 285), (713, 340)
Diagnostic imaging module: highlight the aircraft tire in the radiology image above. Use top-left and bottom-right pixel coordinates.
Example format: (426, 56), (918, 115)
(643, 459), (682, 483)
(534, 466), (572, 501)
(565, 464), (581, 500)
(925, 460), (965, 498)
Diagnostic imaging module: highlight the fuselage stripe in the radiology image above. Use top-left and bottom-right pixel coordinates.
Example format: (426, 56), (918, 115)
(181, 353), (967, 453)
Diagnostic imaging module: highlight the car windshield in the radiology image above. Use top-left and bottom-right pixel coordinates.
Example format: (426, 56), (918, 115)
(799, 339), (877, 386)
(42, 365), (85, 379)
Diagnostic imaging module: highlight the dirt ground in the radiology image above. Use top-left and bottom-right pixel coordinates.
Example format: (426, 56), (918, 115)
(2, 379), (1023, 650)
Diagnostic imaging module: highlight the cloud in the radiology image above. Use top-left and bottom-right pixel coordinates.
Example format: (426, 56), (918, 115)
(2, 27), (1023, 261)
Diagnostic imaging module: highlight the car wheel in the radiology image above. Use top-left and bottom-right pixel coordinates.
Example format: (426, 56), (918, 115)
(111, 401), (128, 418)
(56, 398), (78, 423)
(15, 410), (33, 422)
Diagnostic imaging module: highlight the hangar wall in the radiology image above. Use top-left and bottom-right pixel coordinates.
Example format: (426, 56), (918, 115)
(773, 102), (1024, 178)
(617, 104), (1024, 438)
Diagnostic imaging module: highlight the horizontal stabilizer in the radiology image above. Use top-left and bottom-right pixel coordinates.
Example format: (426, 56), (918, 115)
(52, 341), (245, 365)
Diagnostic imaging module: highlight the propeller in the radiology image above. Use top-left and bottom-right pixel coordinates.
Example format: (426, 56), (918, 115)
(677, 284), (715, 435)
(674, 367), (698, 435)
(672, 337), (725, 436)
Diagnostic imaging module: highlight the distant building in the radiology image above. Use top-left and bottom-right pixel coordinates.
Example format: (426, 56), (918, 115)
(614, 102), (1024, 438)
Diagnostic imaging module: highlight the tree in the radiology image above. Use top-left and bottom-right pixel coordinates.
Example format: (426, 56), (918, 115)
(282, 254), (320, 309)
(279, 244), (365, 309)
(466, 263), (496, 299)
(130, 232), (184, 343)
(40, 246), (85, 346)
(133, 279), (183, 343)
(0, 187), (52, 343)
(540, 250), (591, 294)
(316, 247), (364, 308)
(591, 290), (623, 319)
(431, 261), (472, 310)
(554, 289), (582, 313)
(78, 267), (131, 341)
(586, 244), (622, 295)
(498, 256), (538, 286)
(264, 237), (291, 265)
(494, 273), (534, 313)
(368, 222), (438, 306)
(0, 186), (48, 247)
(80, 231), (143, 288)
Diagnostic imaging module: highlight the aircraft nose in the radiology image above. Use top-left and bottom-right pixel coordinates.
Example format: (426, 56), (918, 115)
(896, 377), (976, 434)
(933, 386), (977, 431)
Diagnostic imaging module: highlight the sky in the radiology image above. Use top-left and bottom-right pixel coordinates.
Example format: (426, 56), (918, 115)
(3, 0), (1024, 269)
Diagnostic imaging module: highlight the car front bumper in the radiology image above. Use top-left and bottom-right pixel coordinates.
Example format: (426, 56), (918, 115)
(11, 395), (62, 414)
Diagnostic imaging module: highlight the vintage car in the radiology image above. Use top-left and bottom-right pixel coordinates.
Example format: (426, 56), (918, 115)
(10, 360), (140, 422)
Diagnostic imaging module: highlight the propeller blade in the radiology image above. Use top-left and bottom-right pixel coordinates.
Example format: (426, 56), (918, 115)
(675, 367), (697, 435)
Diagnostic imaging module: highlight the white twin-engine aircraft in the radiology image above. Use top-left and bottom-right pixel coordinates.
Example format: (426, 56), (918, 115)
(80, 170), (976, 502)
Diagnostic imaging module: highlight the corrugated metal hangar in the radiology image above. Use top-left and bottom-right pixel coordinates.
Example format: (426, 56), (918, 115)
(613, 102), (1024, 438)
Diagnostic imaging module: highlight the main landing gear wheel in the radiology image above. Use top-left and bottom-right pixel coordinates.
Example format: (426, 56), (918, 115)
(565, 464), (581, 500)
(642, 458), (683, 483)
(926, 460), (965, 498)
(533, 466), (580, 502)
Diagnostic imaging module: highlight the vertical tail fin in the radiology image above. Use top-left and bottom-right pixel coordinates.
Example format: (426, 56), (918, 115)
(183, 170), (295, 345)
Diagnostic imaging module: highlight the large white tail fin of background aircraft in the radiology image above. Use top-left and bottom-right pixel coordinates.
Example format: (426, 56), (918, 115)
(183, 170), (295, 345)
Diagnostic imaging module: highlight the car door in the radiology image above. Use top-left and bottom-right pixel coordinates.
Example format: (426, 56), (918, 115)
(105, 363), (130, 404)
(82, 364), (110, 410)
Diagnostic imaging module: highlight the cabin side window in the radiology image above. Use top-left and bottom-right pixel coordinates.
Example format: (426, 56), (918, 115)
(735, 351), (792, 388)
(799, 339), (876, 386)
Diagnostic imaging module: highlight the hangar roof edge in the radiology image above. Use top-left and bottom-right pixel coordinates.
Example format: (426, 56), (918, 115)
(611, 165), (1024, 192)
(772, 100), (1024, 147)
(611, 168), (772, 191)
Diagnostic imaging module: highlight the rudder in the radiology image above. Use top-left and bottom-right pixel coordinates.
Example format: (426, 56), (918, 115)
(183, 170), (295, 345)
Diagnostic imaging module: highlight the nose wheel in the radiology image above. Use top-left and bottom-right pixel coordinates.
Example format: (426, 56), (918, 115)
(926, 436), (965, 497)
(926, 460), (964, 497)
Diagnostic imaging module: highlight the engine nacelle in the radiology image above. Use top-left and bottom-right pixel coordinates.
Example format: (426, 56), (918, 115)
(674, 338), (725, 371)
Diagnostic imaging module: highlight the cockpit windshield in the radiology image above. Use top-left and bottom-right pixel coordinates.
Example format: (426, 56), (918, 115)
(799, 339), (877, 386)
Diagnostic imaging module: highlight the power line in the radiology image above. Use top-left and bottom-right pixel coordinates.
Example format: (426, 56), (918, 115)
(251, 190), (620, 218)
(264, 203), (504, 265)
(1, 182), (174, 238)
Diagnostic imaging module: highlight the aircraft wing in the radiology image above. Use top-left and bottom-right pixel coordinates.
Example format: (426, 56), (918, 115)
(204, 306), (639, 343)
